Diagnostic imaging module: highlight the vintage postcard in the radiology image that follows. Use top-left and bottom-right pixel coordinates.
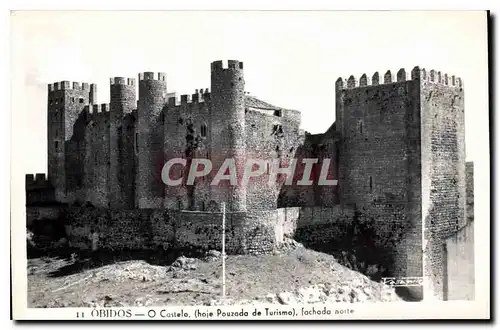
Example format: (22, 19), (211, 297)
(10, 10), (490, 320)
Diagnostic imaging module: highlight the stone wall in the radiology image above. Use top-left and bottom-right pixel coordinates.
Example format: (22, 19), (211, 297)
(85, 106), (111, 208)
(26, 206), (62, 227)
(335, 69), (423, 295)
(60, 206), (363, 254)
(278, 127), (340, 208)
(294, 206), (355, 247)
(25, 174), (56, 205)
(245, 109), (303, 211)
(466, 162), (474, 223)
(444, 221), (474, 300)
(163, 91), (212, 211)
(420, 71), (465, 300)
(62, 207), (303, 254)
(65, 208), (165, 250)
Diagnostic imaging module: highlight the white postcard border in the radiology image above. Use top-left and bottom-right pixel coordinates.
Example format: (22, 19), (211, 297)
(8, 7), (492, 321)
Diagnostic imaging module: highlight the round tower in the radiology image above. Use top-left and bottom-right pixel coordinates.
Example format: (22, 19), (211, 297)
(137, 72), (167, 208)
(109, 77), (137, 209)
(209, 60), (247, 211)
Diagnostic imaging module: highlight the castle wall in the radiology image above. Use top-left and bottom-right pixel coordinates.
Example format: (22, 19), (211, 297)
(163, 91), (212, 211)
(59, 206), (367, 255)
(466, 161), (474, 223)
(245, 109), (303, 211)
(25, 174), (55, 205)
(62, 206), (303, 254)
(122, 113), (137, 208)
(65, 108), (90, 204)
(66, 208), (169, 250)
(84, 106), (110, 207)
(294, 206), (356, 251)
(335, 69), (423, 298)
(420, 71), (466, 300)
(278, 129), (340, 208)
(26, 206), (62, 227)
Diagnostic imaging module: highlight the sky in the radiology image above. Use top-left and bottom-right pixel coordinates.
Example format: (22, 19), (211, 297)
(10, 10), (489, 174)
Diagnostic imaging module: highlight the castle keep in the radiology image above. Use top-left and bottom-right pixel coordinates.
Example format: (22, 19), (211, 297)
(26, 60), (472, 300)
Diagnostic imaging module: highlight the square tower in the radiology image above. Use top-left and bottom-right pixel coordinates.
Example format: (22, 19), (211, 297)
(47, 81), (96, 203)
(335, 67), (465, 300)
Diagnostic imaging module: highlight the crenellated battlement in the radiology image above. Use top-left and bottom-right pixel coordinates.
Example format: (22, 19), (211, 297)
(167, 95), (180, 107)
(110, 77), (136, 86)
(335, 66), (463, 91)
(419, 68), (463, 87)
(138, 72), (166, 81)
(211, 60), (244, 71)
(48, 81), (97, 92)
(87, 103), (110, 114)
(192, 89), (209, 103)
(180, 94), (192, 104)
(167, 89), (211, 107)
(25, 173), (55, 205)
(25, 173), (51, 187)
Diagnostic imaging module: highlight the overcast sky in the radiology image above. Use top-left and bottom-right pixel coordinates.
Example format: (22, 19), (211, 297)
(11, 11), (488, 174)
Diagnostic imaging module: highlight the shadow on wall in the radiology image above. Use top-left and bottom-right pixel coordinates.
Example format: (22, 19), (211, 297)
(291, 206), (423, 302)
(293, 209), (393, 283)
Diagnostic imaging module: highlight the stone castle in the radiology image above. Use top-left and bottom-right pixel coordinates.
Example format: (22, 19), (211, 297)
(26, 60), (474, 301)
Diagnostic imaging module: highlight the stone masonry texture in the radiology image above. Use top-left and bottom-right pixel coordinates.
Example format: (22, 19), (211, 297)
(27, 61), (470, 301)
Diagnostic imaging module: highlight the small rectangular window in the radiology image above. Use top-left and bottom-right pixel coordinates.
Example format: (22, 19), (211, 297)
(54, 141), (59, 151)
(135, 133), (139, 152)
(79, 98), (84, 103)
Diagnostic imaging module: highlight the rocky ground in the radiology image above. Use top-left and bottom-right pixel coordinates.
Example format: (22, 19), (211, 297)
(27, 241), (403, 308)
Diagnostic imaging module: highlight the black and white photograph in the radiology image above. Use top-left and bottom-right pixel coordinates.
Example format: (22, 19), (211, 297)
(10, 10), (490, 320)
